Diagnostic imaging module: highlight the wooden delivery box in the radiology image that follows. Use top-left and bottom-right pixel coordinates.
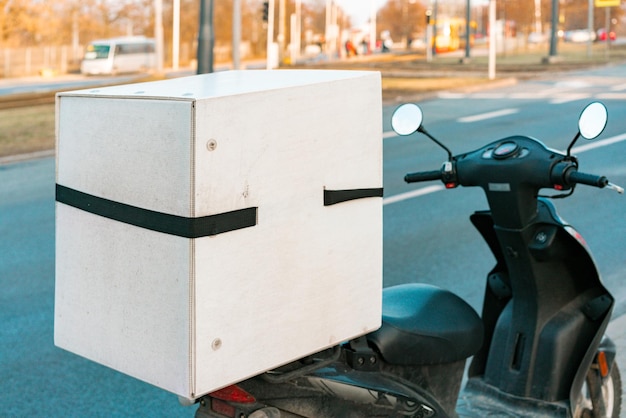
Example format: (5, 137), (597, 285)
(54, 70), (382, 400)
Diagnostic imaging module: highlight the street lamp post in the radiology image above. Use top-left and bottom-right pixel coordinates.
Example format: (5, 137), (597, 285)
(154, 0), (164, 73)
(464, 0), (471, 61)
(548, 0), (559, 58)
(233, 0), (241, 69)
(197, 0), (214, 74)
(432, 0), (438, 57)
(173, 0), (180, 70)
(488, 0), (496, 79)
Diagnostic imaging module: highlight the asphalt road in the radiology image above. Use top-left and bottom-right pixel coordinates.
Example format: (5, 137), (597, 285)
(1, 64), (625, 417)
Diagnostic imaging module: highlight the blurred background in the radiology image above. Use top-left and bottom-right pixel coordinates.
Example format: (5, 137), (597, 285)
(0, 0), (624, 77)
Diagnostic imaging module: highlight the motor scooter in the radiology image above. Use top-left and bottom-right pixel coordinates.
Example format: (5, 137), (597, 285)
(195, 102), (623, 418)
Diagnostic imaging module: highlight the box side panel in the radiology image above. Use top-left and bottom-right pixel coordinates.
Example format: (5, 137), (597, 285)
(191, 72), (382, 216)
(55, 95), (197, 396)
(56, 96), (193, 216)
(54, 204), (193, 396)
(191, 72), (383, 395)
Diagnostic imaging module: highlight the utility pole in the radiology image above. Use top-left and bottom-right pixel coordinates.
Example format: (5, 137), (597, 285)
(548, 0), (559, 58)
(488, 0), (496, 80)
(370, 0), (376, 53)
(432, 0), (438, 57)
(278, 0), (286, 63)
(233, 0), (241, 69)
(197, 0), (214, 74)
(587, 0), (594, 57)
(266, 0), (276, 69)
(154, 0), (164, 73)
(173, 0), (180, 70)
(464, 0), (471, 62)
(292, 0), (302, 64)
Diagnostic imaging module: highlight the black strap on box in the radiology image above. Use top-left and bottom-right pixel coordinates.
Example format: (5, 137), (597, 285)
(56, 184), (257, 238)
(324, 188), (383, 206)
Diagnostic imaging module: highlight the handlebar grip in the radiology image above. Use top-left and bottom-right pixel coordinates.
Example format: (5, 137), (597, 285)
(404, 170), (442, 183)
(567, 171), (609, 188)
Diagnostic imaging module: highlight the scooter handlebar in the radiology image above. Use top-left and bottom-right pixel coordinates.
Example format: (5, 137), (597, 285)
(404, 170), (443, 183)
(566, 171), (609, 188)
(565, 170), (624, 193)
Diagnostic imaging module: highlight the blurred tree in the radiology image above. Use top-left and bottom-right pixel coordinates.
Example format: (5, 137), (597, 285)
(0, 0), (353, 61)
(377, 0), (426, 47)
(0, 0), (39, 46)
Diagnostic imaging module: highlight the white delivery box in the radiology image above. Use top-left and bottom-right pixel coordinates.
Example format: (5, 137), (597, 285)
(54, 70), (383, 400)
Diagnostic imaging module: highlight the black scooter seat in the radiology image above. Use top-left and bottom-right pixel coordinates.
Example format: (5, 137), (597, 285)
(367, 284), (484, 366)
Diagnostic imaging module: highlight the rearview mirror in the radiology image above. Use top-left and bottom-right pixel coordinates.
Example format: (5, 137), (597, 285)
(391, 103), (423, 136)
(578, 102), (607, 140)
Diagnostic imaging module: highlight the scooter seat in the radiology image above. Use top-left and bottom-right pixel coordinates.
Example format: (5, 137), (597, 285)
(367, 283), (483, 366)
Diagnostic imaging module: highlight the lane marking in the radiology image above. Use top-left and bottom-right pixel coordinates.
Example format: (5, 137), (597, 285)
(596, 92), (626, 101)
(383, 185), (445, 206)
(458, 108), (519, 123)
(553, 80), (591, 89)
(550, 93), (592, 104)
(438, 92), (467, 99)
(383, 132), (626, 206)
(571, 133), (626, 154)
(469, 93), (506, 100)
(509, 92), (544, 99)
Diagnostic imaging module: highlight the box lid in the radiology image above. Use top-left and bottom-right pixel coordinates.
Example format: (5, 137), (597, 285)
(59, 70), (378, 101)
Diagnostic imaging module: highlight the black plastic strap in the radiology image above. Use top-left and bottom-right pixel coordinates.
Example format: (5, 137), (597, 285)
(56, 184), (257, 238)
(324, 188), (383, 206)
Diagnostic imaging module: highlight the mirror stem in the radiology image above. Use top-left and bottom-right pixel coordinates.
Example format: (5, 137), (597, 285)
(566, 132), (581, 158)
(419, 126), (453, 161)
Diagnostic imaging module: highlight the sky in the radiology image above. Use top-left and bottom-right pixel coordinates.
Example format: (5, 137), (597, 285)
(332, 0), (388, 27)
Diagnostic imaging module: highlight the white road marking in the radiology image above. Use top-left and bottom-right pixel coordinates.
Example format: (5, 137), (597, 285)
(596, 92), (626, 100)
(550, 93), (592, 104)
(383, 185), (446, 205)
(571, 133), (626, 154)
(458, 108), (519, 123)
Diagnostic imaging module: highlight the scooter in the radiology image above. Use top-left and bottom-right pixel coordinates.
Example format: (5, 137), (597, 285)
(195, 102), (623, 418)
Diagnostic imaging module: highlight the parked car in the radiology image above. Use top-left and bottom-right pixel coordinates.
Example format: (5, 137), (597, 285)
(528, 32), (548, 43)
(596, 28), (616, 41)
(563, 29), (596, 43)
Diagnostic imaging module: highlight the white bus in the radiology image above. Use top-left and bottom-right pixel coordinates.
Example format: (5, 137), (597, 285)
(80, 37), (156, 75)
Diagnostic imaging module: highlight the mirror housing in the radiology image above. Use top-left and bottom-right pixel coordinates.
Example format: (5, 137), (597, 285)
(578, 102), (607, 140)
(391, 103), (423, 136)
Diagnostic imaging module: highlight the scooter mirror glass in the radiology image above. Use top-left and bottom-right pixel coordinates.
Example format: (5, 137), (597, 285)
(578, 102), (607, 140)
(391, 103), (423, 136)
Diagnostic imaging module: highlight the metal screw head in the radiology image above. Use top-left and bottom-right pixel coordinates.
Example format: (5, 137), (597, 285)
(207, 139), (218, 151)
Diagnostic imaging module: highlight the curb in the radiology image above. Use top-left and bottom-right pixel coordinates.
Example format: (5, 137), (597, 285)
(0, 149), (55, 166)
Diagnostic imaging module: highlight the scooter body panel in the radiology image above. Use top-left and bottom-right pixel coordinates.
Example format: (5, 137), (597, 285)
(468, 198), (614, 412)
